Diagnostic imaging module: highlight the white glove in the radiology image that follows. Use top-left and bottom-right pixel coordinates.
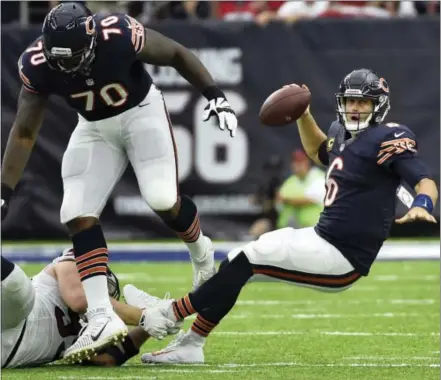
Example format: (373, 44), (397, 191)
(203, 97), (238, 137)
(139, 307), (175, 340)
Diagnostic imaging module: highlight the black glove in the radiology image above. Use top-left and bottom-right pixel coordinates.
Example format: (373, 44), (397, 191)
(1, 184), (13, 221)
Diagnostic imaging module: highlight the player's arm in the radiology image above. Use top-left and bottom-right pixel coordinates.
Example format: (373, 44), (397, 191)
(377, 128), (438, 224)
(110, 297), (143, 326)
(296, 86), (328, 166)
(1, 87), (48, 213)
(139, 28), (216, 93)
(396, 177), (438, 224)
(136, 25), (237, 136)
(415, 178), (438, 206)
(54, 260), (87, 314)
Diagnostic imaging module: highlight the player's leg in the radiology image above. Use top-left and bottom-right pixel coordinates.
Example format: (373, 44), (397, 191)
(60, 118), (129, 362)
(161, 222), (359, 334)
(141, 227), (361, 364)
(233, 227), (361, 292)
(124, 86), (215, 289)
(141, 252), (254, 364)
(1, 256), (35, 330)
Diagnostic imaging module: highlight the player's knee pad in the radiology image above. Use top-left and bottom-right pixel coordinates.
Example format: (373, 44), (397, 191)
(227, 246), (245, 262)
(60, 195), (101, 225)
(143, 180), (178, 211)
(245, 229), (290, 264)
(1, 264), (35, 330)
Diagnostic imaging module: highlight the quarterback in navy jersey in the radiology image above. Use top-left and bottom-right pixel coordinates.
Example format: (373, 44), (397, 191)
(0, 2), (238, 363)
(131, 69), (438, 365)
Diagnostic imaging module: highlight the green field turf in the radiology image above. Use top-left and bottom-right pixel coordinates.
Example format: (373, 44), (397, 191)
(3, 261), (440, 380)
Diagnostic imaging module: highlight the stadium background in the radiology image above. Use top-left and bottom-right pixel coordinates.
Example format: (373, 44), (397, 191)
(2, 2), (440, 243)
(1, 2), (439, 379)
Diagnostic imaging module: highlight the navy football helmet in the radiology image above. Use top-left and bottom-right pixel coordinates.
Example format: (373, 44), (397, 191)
(336, 69), (391, 132)
(42, 2), (96, 74)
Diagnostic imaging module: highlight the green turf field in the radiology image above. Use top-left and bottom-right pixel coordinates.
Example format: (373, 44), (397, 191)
(3, 261), (440, 380)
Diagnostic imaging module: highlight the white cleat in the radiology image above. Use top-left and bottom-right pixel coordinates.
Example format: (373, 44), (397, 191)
(123, 284), (183, 334)
(192, 237), (216, 290)
(62, 307), (128, 364)
(141, 330), (205, 364)
(123, 284), (171, 309)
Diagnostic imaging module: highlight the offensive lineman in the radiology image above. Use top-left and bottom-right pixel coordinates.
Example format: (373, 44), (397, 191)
(0, 2), (237, 362)
(133, 69), (439, 364)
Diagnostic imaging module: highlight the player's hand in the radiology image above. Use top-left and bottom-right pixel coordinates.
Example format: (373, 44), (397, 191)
(395, 207), (437, 224)
(283, 84), (311, 117)
(139, 307), (175, 340)
(203, 97), (238, 137)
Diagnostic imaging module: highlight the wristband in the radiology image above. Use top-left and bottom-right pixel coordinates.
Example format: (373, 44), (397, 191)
(202, 85), (225, 101)
(1, 183), (13, 203)
(411, 194), (433, 213)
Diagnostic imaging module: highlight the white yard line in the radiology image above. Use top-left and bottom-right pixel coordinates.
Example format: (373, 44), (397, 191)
(349, 285), (437, 291)
(217, 362), (440, 368)
(344, 356), (438, 360)
(186, 312), (435, 320)
(152, 362), (439, 369)
(373, 275), (438, 281)
(290, 312), (428, 319)
(212, 331), (439, 337)
(147, 369), (237, 374)
(235, 299), (437, 306)
(58, 377), (156, 380)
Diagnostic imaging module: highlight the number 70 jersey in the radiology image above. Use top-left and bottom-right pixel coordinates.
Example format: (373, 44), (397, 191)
(18, 13), (152, 121)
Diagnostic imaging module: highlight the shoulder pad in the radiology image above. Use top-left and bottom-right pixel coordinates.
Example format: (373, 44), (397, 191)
(52, 248), (76, 264)
(325, 120), (343, 152)
(327, 120), (343, 138)
(376, 123), (417, 165)
(18, 38), (50, 94)
(381, 122), (415, 134)
(96, 13), (145, 55)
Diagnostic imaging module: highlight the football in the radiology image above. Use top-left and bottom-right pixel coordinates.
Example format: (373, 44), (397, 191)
(259, 84), (311, 126)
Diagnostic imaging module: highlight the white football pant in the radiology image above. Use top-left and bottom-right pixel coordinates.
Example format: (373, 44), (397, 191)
(228, 227), (361, 292)
(60, 85), (178, 224)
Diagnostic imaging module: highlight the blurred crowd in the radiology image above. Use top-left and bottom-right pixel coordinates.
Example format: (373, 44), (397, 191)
(2, 1), (440, 25)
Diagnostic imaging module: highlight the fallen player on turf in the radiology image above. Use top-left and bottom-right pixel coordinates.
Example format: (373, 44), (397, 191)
(1, 249), (179, 368)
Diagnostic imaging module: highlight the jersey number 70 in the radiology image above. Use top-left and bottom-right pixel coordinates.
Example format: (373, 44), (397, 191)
(27, 16), (132, 112)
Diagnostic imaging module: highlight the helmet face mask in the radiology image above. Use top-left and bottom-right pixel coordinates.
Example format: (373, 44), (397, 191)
(335, 69), (391, 133)
(42, 3), (96, 75)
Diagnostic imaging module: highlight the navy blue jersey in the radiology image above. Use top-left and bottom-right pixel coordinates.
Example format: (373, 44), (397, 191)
(315, 121), (430, 275)
(18, 13), (152, 121)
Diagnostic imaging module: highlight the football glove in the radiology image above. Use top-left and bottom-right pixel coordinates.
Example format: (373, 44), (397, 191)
(202, 87), (238, 137)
